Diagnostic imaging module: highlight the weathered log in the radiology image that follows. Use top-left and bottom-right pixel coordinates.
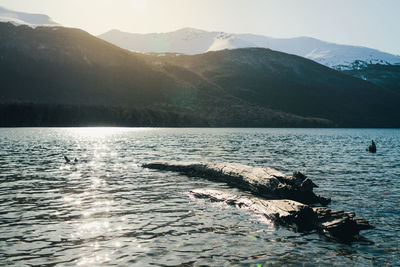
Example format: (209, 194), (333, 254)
(189, 189), (374, 241)
(143, 161), (330, 205)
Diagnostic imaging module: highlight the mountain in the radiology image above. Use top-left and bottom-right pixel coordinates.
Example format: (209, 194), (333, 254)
(341, 63), (400, 95)
(98, 28), (400, 70)
(0, 6), (59, 27)
(0, 22), (330, 127)
(1, 22), (399, 127)
(237, 34), (400, 70)
(146, 49), (400, 127)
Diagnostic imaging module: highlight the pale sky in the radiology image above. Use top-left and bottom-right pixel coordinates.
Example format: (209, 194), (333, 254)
(1, 0), (399, 55)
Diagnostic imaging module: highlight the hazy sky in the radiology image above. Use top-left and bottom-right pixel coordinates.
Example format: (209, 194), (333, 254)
(1, 0), (399, 54)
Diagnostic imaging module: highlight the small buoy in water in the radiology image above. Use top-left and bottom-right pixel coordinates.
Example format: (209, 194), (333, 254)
(367, 140), (376, 153)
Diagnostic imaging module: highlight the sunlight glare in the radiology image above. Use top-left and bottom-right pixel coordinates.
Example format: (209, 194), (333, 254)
(127, 0), (148, 12)
(64, 127), (155, 139)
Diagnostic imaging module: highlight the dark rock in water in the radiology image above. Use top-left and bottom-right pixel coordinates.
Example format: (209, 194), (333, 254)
(143, 162), (330, 205)
(368, 140), (377, 153)
(189, 189), (374, 241)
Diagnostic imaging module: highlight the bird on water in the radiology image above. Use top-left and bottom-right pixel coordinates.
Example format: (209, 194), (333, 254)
(64, 155), (78, 163)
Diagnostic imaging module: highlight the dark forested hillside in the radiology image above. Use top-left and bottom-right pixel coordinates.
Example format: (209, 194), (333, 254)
(152, 49), (400, 127)
(0, 22), (399, 127)
(0, 103), (209, 127)
(341, 64), (400, 96)
(0, 22), (180, 106)
(0, 22), (331, 127)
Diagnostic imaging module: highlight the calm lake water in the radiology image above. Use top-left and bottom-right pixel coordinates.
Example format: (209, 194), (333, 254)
(0, 128), (399, 266)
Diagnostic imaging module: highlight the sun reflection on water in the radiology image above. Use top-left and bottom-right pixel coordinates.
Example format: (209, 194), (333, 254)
(63, 127), (158, 139)
(67, 192), (116, 265)
(60, 144), (122, 266)
(54, 127), (159, 265)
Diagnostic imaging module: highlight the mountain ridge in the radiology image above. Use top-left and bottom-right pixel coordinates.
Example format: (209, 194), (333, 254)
(0, 22), (332, 127)
(0, 6), (59, 28)
(99, 27), (400, 70)
(146, 48), (400, 127)
(1, 22), (399, 127)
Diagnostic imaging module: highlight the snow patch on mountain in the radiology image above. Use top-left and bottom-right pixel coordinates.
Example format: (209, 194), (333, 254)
(0, 6), (59, 28)
(236, 34), (400, 69)
(207, 32), (256, 52)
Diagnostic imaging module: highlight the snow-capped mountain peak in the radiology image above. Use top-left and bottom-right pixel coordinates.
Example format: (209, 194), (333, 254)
(99, 27), (400, 70)
(0, 6), (60, 28)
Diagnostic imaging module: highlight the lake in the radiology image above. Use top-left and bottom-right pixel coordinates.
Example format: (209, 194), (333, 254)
(0, 128), (399, 266)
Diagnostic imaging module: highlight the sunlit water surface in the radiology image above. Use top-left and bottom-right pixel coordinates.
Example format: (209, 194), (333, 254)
(0, 128), (399, 266)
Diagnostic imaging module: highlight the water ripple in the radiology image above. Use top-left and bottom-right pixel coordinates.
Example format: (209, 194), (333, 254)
(0, 128), (399, 266)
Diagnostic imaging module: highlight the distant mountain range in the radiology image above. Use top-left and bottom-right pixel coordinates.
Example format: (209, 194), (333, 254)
(99, 28), (400, 70)
(0, 6), (59, 28)
(1, 6), (399, 72)
(1, 22), (399, 127)
(98, 28), (400, 101)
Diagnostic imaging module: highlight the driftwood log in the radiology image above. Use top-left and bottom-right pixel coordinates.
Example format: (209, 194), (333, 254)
(190, 189), (374, 240)
(143, 162), (330, 205)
